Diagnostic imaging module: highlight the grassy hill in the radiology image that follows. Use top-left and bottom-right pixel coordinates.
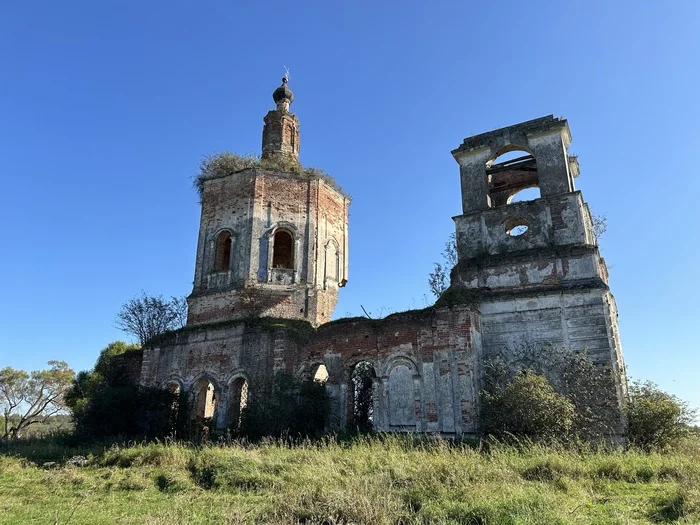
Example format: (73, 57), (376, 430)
(1, 435), (698, 524)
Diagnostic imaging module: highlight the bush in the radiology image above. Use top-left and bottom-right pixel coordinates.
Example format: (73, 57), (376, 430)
(627, 380), (696, 451)
(193, 152), (349, 202)
(239, 372), (330, 440)
(480, 370), (575, 443)
(482, 346), (623, 440)
(66, 341), (178, 439)
(69, 384), (177, 439)
(238, 372), (330, 440)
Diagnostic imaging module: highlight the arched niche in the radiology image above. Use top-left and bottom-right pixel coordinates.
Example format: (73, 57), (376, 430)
(387, 362), (417, 428)
(214, 230), (233, 272)
(323, 238), (341, 289)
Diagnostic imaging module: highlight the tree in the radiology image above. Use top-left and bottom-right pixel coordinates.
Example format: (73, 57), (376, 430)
(627, 380), (697, 450)
(428, 232), (458, 298)
(65, 341), (178, 439)
(0, 361), (75, 440)
(480, 370), (575, 443)
(115, 292), (188, 346)
(591, 212), (607, 244)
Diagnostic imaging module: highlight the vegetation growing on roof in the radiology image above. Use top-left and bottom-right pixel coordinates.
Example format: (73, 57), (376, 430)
(144, 317), (316, 348)
(193, 152), (350, 202)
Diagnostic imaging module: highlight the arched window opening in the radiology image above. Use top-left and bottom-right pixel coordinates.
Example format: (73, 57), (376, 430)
(312, 363), (329, 384)
(350, 361), (375, 432)
(228, 378), (248, 432)
(272, 230), (294, 269)
(215, 231), (232, 272)
(508, 186), (541, 204)
(194, 379), (218, 420)
(486, 148), (539, 207)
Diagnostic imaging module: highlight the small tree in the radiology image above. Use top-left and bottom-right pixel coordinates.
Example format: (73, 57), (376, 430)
(0, 361), (75, 440)
(480, 370), (575, 443)
(115, 292), (188, 346)
(239, 372), (330, 440)
(627, 381), (696, 450)
(428, 233), (458, 298)
(591, 213), (607, 244)
(65, 341), (178, 439)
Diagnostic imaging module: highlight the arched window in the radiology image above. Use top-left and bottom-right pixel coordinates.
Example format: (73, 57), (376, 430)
(228, 377), (248, 432)
(194, 379), (218, 420)
(312, 363), (329, 384)
(507, 187), (541, 204)
(486, 147), (539, 207)
(272, 230), (293, 269)
(215, 231), (232, 272)
(350, 361), (375, 432)
(166, 381), (182, 427)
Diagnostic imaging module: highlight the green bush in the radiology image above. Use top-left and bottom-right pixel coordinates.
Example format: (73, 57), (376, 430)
(65, 341), (178, 439)
(482, 347), (623, 441)
(239, 372), (330, 440)
(480, 370), (575, 443)
(627, 380), (697, 451)
(193, 152), (350, 202)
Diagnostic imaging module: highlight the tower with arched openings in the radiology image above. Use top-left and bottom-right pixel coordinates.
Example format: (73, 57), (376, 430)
(450, 115), (626, 438)
(186, 77), (350, 327)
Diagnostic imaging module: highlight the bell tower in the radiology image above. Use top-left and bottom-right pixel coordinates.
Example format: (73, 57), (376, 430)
(449, 116), (627, 438)
(186, 77), (349, 327)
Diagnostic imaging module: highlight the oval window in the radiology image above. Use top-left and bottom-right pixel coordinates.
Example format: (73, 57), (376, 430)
(505, 218), (529, 237)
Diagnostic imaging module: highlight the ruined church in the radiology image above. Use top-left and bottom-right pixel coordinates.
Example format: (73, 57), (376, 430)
(137, 78), (627, 438)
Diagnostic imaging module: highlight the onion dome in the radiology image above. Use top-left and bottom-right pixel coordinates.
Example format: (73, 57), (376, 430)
(272, 77), (294, 105)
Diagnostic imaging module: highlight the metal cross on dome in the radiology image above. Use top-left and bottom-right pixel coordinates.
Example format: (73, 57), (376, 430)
(283, 66), (290, 83)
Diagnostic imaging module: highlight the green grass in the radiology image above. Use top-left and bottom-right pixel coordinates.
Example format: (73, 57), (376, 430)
(1, 435), (699, 524)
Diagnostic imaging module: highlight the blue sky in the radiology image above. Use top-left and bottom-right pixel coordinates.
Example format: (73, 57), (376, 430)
(1, 1), (698, 410)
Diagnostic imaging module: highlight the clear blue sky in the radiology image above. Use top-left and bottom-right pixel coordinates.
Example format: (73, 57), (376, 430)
(1, 1), (698, 410)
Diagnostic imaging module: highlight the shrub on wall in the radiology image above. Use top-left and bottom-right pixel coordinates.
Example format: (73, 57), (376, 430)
(239, 371), (330, 440)
(480, 370), (575, 443)
(482, 345), (622, 440)
(193, 152), (350, 202)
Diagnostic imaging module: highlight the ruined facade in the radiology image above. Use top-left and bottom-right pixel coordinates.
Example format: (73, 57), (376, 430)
(138, 80), (626, 438)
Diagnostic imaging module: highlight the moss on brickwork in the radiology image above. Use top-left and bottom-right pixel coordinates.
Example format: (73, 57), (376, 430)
(434, 286), (481, 309)
(144, 317), (316, 348)
(193, 152), (350, 202)
(244, 317), (316, 344)
(321, 306), (440, 332)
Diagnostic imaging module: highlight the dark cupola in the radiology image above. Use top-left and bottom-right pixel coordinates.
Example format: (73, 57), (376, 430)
(272, 77), (294, 110)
